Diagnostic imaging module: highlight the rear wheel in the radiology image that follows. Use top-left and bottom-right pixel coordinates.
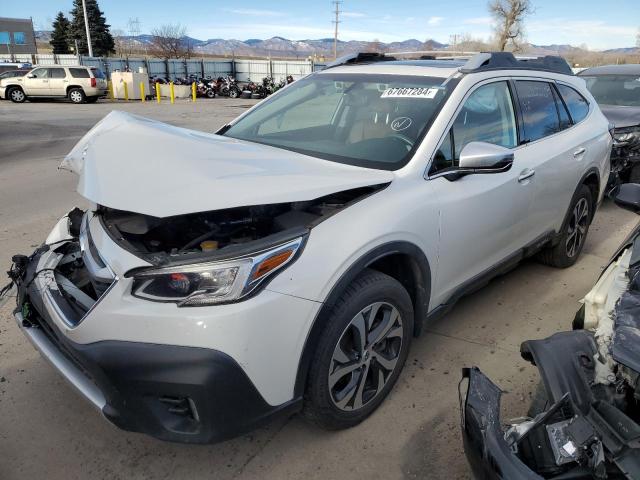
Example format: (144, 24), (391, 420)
(302, 269), (413, 430)
(68, 88), (86, 104)
(8, 87), (26, 103)
(537, 185), (593, 268)
(229, 88), (239, 99)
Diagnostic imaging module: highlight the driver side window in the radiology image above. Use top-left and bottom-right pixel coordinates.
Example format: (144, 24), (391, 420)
(431, 81), (517, 174)
(30, 68), (49, 79)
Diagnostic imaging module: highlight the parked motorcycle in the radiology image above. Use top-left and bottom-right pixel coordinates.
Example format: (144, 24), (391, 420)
(219, 76), (241, 98)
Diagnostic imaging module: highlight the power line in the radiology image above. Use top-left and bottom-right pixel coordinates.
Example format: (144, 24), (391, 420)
(332, 0), (342, 59)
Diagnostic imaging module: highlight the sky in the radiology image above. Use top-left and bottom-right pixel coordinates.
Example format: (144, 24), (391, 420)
(5, 0), (639, 50)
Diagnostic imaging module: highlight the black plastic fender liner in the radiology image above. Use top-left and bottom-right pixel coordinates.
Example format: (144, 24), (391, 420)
(520, 330), (598, 415)
(461, 367), (543, 479)
(292, 241), (431, 398)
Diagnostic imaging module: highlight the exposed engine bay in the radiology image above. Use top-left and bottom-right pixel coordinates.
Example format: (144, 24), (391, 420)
(462, 232), (640, 479)
(608, 126), (640, 195)
(99, 185), (383, 266)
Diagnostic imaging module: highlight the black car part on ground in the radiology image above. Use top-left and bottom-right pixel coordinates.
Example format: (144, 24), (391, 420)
(462, 221), (640, 478)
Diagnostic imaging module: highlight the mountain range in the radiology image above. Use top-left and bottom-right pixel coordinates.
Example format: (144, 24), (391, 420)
(34, 31), (638, 58)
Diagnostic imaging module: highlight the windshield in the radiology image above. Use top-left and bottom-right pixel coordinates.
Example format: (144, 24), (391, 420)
(223, 73), (455, 170)
(582, 75), (640, 107)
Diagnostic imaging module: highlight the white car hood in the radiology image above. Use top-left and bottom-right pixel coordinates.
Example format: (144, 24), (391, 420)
(60, 111), (394, 218)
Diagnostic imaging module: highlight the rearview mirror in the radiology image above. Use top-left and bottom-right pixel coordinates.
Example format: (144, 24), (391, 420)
(615, 183), (640, 214)
(443, 142), (514, 181)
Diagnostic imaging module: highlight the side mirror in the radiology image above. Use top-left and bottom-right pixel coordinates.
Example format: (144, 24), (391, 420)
(443, 142), (514, 181)
(27, 74), (35, 78)
(614, 183), (640, 214)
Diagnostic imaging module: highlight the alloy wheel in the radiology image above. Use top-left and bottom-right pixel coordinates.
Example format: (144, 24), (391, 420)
(10, 89), (25, 102)
(70, 90), (83, 103)
(328, 302), (403, 411)
(566, 197), (589, 258)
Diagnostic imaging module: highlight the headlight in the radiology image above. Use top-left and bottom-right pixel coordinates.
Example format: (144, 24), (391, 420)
(131, 237), (304, 306)
(613, 127), (640, 147)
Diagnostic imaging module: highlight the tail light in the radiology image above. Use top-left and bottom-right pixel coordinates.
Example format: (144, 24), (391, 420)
(90, 77), (96, 88)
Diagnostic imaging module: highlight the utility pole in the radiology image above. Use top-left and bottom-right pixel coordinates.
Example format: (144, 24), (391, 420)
(81, 0), (94, 57)
(332, 0), (342, 59)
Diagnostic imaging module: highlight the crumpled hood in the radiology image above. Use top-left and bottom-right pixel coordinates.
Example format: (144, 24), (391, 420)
(61, 111), (394, 218)
(599, 105), (640, 130)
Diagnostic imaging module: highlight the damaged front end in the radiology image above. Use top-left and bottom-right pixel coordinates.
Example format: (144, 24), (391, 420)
(461, 232), (640, 478)
(608, 126), (640, 194)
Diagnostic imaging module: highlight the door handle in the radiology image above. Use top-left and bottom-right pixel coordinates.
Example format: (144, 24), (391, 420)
(573, 147), (586, 158)
(518, 168), (535, 182)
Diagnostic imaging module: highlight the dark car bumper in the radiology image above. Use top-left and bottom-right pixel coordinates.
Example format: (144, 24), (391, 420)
(14, 246), (301, 444)
(461, 368), (543, 480)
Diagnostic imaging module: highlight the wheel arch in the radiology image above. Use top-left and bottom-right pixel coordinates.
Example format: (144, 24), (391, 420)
(293, 241), (431, 398)
(66, 85), (85, 95)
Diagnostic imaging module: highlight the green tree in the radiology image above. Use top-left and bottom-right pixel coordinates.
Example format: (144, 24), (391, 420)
(50, 12), (71, 54)
(69, 0), (115, 56)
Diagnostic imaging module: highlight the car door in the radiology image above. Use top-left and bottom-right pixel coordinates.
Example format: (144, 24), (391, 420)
(47, 67), (68, 96)
(510, 79), (581, 240)
(23, 67), (49, 95)
(427, 80), (534, 304)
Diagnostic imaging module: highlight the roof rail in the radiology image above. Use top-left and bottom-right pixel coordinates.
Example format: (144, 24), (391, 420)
(460, 52), (573, 75)
(322, 52), (397, 70)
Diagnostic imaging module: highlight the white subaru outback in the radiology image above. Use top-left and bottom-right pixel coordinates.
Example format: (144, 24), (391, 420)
(5, 52), (612, 443)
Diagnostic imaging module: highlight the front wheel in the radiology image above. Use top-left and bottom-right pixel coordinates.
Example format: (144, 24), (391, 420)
(302, 269), (413, 430)
(228, 88), (239, 99)
(8, 87), (26, 103)
(537, 184), (593, 268)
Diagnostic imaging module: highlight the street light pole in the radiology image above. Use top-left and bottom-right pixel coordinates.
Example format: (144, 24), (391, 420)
(81, 0), (94, 57)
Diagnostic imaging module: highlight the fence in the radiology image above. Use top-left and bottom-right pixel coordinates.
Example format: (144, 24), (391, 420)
(1, 53), (315, 82)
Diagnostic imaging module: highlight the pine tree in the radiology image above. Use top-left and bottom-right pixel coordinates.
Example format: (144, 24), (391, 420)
(50, 12), (71, 54)
(68, 0), (115, 57)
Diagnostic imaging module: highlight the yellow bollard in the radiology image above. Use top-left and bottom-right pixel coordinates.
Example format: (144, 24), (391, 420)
(170, 82), (175, 104)
(156, 82), (161, 104)
(192, 82), (196, 102)
(123, 81), (129, 101)
(107, 80), (114, 100)
(140, 81), (145, 103)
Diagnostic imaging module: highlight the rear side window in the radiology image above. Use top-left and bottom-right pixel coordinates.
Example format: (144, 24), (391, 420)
(48, 68), (66, 79)
(552, 87), (572, 130)
(91, 68), (106, 79)
(515, 81), (560, 143)
(557, 84), (589, 124)
(69, 68), (90, 78)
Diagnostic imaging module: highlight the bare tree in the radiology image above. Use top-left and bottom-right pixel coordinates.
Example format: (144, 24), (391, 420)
(488, 0), (532, 52)
(113, 29), (132, 57)
(150, 23), (188, 58)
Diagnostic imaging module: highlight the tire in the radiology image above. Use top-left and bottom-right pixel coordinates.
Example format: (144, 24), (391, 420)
(206, 89), (215, 98)
(7, 87), (26, 103)
(68, 88), (86, 104)
(537, 184), (593, 268)
(229, 88), (239, 99)
(302, 269), (414, 430)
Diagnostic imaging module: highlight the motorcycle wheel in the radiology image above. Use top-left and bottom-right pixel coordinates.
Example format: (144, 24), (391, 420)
(229, 89), (239, 99)
(206, 89), (216, 98)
